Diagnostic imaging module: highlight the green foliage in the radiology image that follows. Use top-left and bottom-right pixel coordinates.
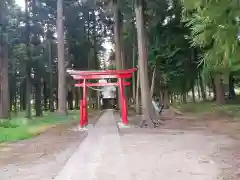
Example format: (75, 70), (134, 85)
(182, 0), (240, 72)
(146, 0), (198, 94)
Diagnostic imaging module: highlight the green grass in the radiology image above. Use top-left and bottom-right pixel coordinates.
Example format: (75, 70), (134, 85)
(173, 101), (240, 118)
(0, 110), (80, 143)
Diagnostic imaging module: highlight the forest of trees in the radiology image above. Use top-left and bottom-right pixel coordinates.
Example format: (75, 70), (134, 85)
(0, 0), (240, 123)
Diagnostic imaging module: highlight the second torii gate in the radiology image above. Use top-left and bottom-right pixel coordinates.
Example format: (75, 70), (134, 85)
(67, 68), (137, 127)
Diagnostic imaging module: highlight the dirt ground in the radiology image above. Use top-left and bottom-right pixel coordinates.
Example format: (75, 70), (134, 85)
(0, 113), (101, 180)
(163, 112), (240, 180)
(0, 110), (240, 180)
(126, 110), (240, 180)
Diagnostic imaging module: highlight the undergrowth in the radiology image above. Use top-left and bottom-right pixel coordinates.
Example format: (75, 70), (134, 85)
(0, 111), (79, 143)
(173, 101), (240, 119)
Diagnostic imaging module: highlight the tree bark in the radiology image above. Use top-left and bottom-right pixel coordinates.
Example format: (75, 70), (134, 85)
(163, 88), (170, 109)
(13, 83), (17, 114)
(43, 81), (48, 111)
(170, 93), (173, 104)
(25, 0), (31, 119)
(48, 40), (54, 112)
(197, 78), (201, 100)
(34, 95), (42, 115)
(92, 10), (98, 106)
(67, 90), (73, 110)
(9, 84), (13, 112)
(191, 82), (196, 103)
(150, 66), (156, 98)
(214, 73), (225, 105)
(228, 73), (235, 99)
(0, 38), (9, 119)
(57, 0), (67, 115)
(35, 67), (42, 117)
(210, 74), (217, 100)
(113, 0), (123, 109)
(113, 0), (122, 70)
(182, 93), (187, 104)
(135, 0), (159, 124)
(20, 80), (26, 111)
(132, 43), (136, 104)
(75, 88), (79, 109)
(199, 74), (206, 101)
(135, 69), (140, 114)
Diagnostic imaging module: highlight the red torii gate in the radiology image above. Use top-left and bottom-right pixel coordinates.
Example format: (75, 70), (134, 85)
(67, 68), (137, 127)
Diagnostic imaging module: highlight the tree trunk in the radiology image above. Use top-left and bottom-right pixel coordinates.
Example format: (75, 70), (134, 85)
(35, 83), (42, 116)
(132, 43), (136, 104)
(170, 93), (173, 104)
(214, 73), (225, 105)
(197, 78), (201, 100)
(48, 40), (54, 112)
(210, 74), (217, 100)
(20, 80), (26, 111)
(35, 68), (42, 117)
(0, 40), (9, 119)
(14, 86), (17, 114)
(113, 0), (123, 109)
(25, 70), (32, 118)
(199, 74), (206, 101)
(75, 88), (79, 109)
(191, 83), (196, 103)
(97, 91), (100, 109)
(150, 66), (156, 98)
(25, 0), (31, 119)
(92, 12), (97, 57)
(135, 69), (140, 114)
(113, 0), (122, 70)
(57, 0), (67, 115)
(43, 81), (48, 111)
(9, 74), (17, 114)
(92, 10), (98, 106)
(182, 93), (187, 104)
(228, 73), (235, 99)
(67, 90), (73, 110)
(163, 88), (170, 109)
(9, 78), (13, 112)
(135, 0), (159, 124)
(159, 89), (163, 103)
(208, 83), (211, 99)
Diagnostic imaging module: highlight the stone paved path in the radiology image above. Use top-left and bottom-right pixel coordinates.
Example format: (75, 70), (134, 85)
(54, 110), (233, 180)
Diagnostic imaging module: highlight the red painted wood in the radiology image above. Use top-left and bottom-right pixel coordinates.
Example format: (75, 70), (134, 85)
(74, 82), (130, 87)
(118, 78), (128, 125)
(72, 74), (132, 80)
(67, 68), (137, 76)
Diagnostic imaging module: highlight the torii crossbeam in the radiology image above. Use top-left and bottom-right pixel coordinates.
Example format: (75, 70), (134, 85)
(67, 68), (137, 127)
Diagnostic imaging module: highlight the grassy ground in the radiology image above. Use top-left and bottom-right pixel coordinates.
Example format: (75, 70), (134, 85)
(0, 111), (80, 143)
(173, 101), (240, 119)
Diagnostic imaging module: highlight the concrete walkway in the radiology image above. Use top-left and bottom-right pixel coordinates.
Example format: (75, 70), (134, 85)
(55, 110), (129, 180)
(54, 110), (228, 180)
